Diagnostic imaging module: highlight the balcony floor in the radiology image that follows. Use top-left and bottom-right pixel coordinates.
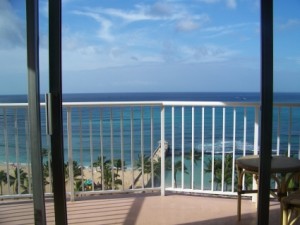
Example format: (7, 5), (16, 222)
(0, 192), (282, 225)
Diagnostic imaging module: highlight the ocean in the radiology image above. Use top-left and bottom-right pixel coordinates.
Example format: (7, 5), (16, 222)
(1, 92), (300, 167)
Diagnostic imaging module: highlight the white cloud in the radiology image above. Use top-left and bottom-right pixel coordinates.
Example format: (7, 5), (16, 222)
(226, 0), (237, 9)
(279, 19), (300, 30)
(87, 3), (177, 23)
(201, 23), (258, 38)
(73, 11), (114, 42)
(75, 2), (209, 32)
(0, 0), (25, 48)
(62, 2), (243, 71)
(149, 2), (173, 17)
(197, 0), (237, 9)
(181, 44), (238, 63)
(197, 0), (220, 3)
(61, 40), (162, 71)
(176, 19), (199, 32)
(101, 7), (153, 22)
(176, 14), (210, 32)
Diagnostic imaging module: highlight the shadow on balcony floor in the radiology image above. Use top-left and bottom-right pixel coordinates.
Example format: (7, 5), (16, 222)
(0, 192), (281, 225)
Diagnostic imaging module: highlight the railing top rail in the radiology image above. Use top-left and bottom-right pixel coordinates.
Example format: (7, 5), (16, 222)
(161, 101), (260, 107)
(1, 101), (300, 108)
(0, 103), (29, 108)
(62, 101), (163, 107)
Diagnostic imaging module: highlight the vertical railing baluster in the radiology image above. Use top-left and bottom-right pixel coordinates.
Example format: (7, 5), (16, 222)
(67, 107), (74, 201)
(252, 106), (260, 199)
(191, 106), (194, 190)
(298, 108), (300, 159)
(14, 109), (20, 194)
(221, 107), (225, 192)
(110, 108), (114, 190)
(150, 107), (154, 188)
(79, 109), (83, 192)
(201, 107), (205, 191)
(131, 107), (134, 189)
(243, 108), (247, 156)
(277, 107), (281, 156)
(120, 108), (124, 191)
(100, 108), (104, 191)
(171, 106), (175, 188)
(288, 107), (292, 157)
(4, 108), (10, 195)
(89, 109), (94, 191)
(25, 117), (32, 194)
(254, 106), (260, 155)
(243, 107), (249, 190)
(47, 136), (52, 193)
(141, 107), (144, 189)
(181, 107), (184, 189)
(160, 105), (165, 196)
(211, 107), (215, 191)
(232, 108), (236, 193)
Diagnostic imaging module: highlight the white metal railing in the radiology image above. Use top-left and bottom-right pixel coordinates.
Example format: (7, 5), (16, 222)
(1, 101), (300, 200)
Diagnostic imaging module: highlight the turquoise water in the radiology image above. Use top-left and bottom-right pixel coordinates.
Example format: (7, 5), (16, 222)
(1, 92), (300, 167)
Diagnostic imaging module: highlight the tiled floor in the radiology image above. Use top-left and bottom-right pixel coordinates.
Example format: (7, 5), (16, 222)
(0, 193), (281, 225)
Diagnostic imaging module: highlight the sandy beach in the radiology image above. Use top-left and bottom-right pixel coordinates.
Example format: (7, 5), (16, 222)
(0, 163), (154, 196)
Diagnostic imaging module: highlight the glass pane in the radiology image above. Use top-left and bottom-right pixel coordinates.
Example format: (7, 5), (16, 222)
(0, 1), (53, 223)
(0, 0), (35, 223)
(273, 0), (300, 157)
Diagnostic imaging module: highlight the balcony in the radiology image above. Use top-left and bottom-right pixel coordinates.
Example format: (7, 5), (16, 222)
(0, 100), (299, 224)
(0, 193), (281, 225)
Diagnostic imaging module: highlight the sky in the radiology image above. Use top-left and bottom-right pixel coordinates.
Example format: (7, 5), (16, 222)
(0, 0), (299, 94)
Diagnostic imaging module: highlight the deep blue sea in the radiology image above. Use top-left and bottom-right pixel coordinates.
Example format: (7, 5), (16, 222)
(0, 92), (300, 103)
(1, 92), (300, 168)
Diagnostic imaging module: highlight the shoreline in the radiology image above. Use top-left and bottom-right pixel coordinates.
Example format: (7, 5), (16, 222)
(0, 163), (152, 196)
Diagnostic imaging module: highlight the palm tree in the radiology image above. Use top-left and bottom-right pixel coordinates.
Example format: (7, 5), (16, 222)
(173, 160), (189, 188)
(0, 170), (8, 195)
(93, 156), (122, 190)
(186, 149), (201, 188)
(65, 161), (82, 179)
(205, 155), (227, 190)
(135, 154), (152, 187)
(65, 161), (83, 191)
(114, 159), (125, 175)
(205, 154), (253, 191)
(205, 154), (254, 191)
(43, 161), (50, 187)
(10, 167), (28, 194)
(42, 148), (52, 191)
(75, 179), (85, 191)
(136, 155), (173, 188)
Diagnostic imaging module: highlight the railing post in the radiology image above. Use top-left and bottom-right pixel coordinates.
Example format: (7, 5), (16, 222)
(47, 136), (53, 193)
(171, 107), (175, 189)
(90, 110), (95, 191)
(288, 107), (292, 157)
(4, 108), (10, 195)
(191, 106), (194, 190)
(254, 106), (260, 156)
(14, 110), (21, 194)
(252, 105), (260, 203)
(181, 107), (185, 189)
(67, 108), (75, 201)
(161, 105), (165, 196)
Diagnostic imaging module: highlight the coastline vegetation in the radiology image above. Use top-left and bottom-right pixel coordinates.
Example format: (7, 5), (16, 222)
(0, 149), (258, 196)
